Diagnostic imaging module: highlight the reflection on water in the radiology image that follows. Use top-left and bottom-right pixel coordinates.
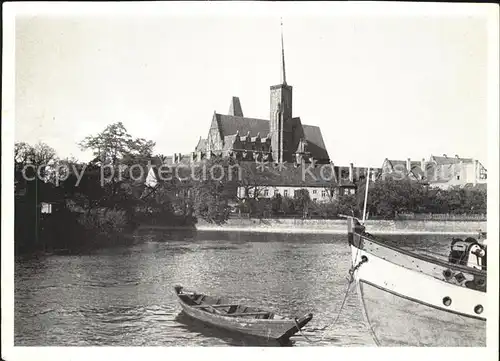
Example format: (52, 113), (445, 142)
(15, 230), (453, 346)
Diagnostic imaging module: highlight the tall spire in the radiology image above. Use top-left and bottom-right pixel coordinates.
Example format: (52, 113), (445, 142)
(280, 18), (287, 86)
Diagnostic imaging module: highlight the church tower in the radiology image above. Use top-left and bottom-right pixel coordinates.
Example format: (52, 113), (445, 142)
(270, 20), (293, 163)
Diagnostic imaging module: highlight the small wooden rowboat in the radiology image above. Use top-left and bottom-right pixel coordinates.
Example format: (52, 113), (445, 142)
(174, 285), (313, 344)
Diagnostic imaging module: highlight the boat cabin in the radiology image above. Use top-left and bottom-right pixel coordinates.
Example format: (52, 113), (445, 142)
(448, 237), (487, 270)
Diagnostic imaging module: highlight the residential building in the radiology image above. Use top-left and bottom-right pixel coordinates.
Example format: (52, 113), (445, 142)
(381, 154), (487, 189)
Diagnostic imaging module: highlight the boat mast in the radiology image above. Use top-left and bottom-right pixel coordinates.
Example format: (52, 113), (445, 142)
(362, 167), (371, 224)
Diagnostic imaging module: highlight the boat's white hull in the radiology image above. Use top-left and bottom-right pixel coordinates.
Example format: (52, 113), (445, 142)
(351, 245), (486, 346)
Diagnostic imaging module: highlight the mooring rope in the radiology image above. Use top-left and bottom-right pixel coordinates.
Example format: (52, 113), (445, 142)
(294, 250), (366, 344)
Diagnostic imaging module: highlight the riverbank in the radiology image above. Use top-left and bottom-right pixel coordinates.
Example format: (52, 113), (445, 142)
(138, 218), (487, 235)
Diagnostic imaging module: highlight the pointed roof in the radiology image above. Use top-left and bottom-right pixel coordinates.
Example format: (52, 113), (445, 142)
(280, 18), (287, 86)
(430, 155), (474, 165)
(228, 96), (243, 117)
(195, 137), (207, 152)
(301, 125), (329, 160)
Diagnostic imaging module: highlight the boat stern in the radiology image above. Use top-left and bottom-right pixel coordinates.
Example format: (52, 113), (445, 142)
(277, 312), (313, 344)
(174, 285), (184, 294)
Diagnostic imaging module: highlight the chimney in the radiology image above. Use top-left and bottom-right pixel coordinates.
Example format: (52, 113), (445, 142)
(349, 163), (354, 183)
(330, 162), (337, 183)
(473, 159), (478, 185)
(420, 158), (426, 180)
(406, 158), (411, 173)
(228, 96), (244, 117)
(197, 151), (202, 161)
(173, 153), (177, 164)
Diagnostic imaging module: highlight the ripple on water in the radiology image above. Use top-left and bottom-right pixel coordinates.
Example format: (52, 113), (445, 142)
(14, 231), (451, 346)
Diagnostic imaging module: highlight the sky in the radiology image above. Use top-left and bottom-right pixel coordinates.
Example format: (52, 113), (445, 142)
(14, 6), (493, 168)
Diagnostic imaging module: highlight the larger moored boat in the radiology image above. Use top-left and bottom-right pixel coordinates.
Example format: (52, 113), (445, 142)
(346, 216), (487, 346)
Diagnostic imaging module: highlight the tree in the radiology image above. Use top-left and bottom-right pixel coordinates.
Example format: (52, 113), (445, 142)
(59, 161), (107, 214)
(280, 196), (295, 215)
(235, 162), (274, 200)
(271, 193), (282, 215)
(189, 157), (238, 224)
(79, 122), (154, 164)
(465, 188), (487, 214)
(79, 122), (156, 213)
(15, 141), (57, 181)
(294, 189), (312, 218)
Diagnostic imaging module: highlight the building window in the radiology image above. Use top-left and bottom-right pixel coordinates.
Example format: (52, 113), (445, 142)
(264, 189), (269, 197)
(321, 190), (326, 197)
(41, 203), (52, 214)
(274, 190), (279, 196)
(312, 190), (317, 194)
(284, 190), (288, 197)
(456, 175), (460, 180)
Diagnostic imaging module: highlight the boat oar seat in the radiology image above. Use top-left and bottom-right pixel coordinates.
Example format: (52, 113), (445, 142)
(225, 312), (271, 317)
(192, 304), (235, 309)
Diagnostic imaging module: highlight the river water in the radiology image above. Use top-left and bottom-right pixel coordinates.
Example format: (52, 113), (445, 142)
(15, 230), (453, 346)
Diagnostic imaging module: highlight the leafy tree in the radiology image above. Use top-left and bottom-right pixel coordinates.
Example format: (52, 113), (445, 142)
(78, 122), (156, 213)
(79, 122), (154, 164)
(15, 141), (57, 182)
(192, 157), (240, 224)
(236, 161), (275, 200)
(280, 196), (295, 215)
(271, 193), (282, 215)
(337, 194), (359, 217)
(466, 188), (487, 214)
(294, 189), (312, 218)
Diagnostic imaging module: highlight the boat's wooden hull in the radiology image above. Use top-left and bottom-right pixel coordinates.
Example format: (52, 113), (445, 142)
(174, 287), (313, 344)
(357, 279), (485, 346)
(350, 244), (486, 346)
(346, 218), (487, 346)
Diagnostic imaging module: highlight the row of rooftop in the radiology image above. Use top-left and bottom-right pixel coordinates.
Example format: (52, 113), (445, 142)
(147, 152), (487, 191)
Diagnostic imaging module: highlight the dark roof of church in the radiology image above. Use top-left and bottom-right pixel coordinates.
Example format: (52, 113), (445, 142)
(302, 125), (329, 160)
(216, 114), (269, 138)
(214, 114), (330, 161)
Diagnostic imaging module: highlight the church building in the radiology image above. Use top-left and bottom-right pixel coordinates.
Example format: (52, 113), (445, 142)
(146, 24), (342, 204)
(193, 24), (330, 166)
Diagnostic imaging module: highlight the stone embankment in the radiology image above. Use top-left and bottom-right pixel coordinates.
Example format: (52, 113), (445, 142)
(140, 218), (487, 235)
